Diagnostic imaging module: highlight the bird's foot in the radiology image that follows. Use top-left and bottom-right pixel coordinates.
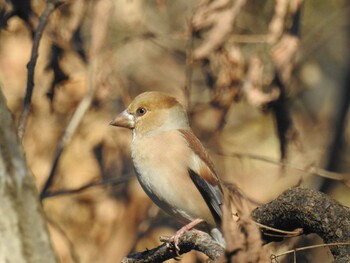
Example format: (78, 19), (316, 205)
(165, 218), (205, 253)
(166, 231), (182, 252)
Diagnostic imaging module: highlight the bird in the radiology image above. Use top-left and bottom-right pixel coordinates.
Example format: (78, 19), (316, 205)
(110, 91), (224, 249)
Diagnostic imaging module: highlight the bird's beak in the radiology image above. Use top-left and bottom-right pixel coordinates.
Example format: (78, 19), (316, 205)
(110, 109), (135, 129)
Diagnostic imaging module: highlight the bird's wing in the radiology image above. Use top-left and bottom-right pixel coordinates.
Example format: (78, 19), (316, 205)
(179, 129), (223, 225)
(178, 129), (218, 181)
(188, 169), (222, 225)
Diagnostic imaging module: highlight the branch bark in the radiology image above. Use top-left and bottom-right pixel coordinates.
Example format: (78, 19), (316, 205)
(121, 229), (224, 263)
(121, 187), (349, 263)
(252, 187), (350, 263)
(0, 88), (58, 263)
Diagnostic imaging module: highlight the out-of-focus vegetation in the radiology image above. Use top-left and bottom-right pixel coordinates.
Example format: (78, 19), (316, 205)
(0, 0), (349, 262)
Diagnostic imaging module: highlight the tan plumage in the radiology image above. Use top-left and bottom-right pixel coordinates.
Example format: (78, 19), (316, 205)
(110, 91), (224, 245)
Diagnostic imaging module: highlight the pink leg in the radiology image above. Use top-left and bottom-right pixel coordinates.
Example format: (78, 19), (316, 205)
(169, 218), (204, 251)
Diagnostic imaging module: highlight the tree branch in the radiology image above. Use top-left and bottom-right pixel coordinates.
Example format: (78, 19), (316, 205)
(121, 188), (349, 263)
(121, 229), (224, 263)
(0, 88), (58, 263)
(17, 0), (64, 140)
(41, 176), (131, 199)
(252, 187), (350, 263)
(39, 0), (113, 200)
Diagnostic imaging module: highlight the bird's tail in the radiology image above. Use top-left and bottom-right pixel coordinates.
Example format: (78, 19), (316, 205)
(210, 227), (226, 248)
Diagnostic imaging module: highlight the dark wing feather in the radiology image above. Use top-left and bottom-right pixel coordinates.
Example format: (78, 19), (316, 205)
(188, 169), (222, 226)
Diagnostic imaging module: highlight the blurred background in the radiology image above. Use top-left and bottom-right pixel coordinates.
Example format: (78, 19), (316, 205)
(0, 0), (349, 262)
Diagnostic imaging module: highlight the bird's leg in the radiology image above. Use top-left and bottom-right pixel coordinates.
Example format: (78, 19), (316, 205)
(168, 218), (204, 252)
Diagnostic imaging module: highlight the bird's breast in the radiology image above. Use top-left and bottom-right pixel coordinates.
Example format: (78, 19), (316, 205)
(130, 131), (216, 226)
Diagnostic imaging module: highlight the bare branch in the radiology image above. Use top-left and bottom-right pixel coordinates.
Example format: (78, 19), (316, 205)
(121, 229), (224, 263)
(39, 0), (114, 200)
(17, 0), (64, 140)
(213, 150), (350, 185)
(252, 188), (350, 263)
(41, 176), (131, 199)
(121, 188), (349, 262)
(272, 242), (350, 262)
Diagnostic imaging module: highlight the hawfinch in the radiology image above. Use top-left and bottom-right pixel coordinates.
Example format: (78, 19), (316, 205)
(110, 91), (224, 248)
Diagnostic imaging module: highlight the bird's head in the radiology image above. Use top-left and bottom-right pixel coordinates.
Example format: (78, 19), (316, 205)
(110, 92), (189, 137)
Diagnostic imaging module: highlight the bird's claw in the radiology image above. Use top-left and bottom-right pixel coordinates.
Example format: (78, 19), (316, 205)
(161, 233), (182, 258)
(166, 234), (181, 252)
(163, 219), (204, 256)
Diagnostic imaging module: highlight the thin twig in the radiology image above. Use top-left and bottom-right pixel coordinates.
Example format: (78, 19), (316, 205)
(39, 0), (113, 200)
(39, 67), (96, 200)
(17, 0), (64, 140)
(214, 150), (347, 182)
(255, 222), (303, 238)
(41, 176), (131, 199)
(271, 242), (350, 261)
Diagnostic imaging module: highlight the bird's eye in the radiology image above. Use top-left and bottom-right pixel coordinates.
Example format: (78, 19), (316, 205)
(136, 107), (147, 116)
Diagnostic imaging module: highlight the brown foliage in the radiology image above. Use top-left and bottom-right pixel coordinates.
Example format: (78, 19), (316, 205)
(0, 0), (349, 262)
